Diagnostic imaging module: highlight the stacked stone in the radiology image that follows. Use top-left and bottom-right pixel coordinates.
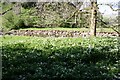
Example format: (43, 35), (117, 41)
(6, 30), (119, 37)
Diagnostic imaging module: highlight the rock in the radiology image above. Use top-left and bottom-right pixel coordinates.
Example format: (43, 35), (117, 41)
(5, 30), (118, 37)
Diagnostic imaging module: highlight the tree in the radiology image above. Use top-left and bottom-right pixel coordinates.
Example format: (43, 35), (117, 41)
(67, 1), (98, 36)
(90, 0), (97, 37)
(98, 2), (120, 36)
(89, 0), (119, 37)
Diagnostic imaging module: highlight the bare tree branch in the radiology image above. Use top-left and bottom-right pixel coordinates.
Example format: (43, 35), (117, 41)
(1, 3), (19, 15)
(97, 16), (120, 36)
(111, 26), (120, 35)
(98, 4), (120, 11)
(106, 4), (120, 11)
(1, 7), (12, 15)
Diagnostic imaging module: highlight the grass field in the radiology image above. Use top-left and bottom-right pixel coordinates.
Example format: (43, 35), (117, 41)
(19, 28), (115, 32)
(1, 36), (120, 79)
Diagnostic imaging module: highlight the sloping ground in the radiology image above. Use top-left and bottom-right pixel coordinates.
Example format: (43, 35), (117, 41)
(2, 36), (120, 80)
(5, 30), (119, 37)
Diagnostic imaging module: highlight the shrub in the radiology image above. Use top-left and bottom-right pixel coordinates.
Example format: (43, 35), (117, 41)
(2, 11), (25, 30)
(60, 22), (72, 28)
(21, 2), (36, 9)
(20, 8), (39, 28)
(2, 7), (38, 31)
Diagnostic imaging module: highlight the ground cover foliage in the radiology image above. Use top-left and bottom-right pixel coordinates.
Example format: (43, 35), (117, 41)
(2, 36), (120, 80)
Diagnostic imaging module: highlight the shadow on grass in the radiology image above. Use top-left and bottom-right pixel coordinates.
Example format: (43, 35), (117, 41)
(2, 43), (120, 80)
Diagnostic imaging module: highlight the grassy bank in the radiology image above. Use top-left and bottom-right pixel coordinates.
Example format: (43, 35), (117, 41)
(2, 36), (120, 79)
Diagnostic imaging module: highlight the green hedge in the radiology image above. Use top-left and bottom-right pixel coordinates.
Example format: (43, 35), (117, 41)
(2, 37), (120, 80)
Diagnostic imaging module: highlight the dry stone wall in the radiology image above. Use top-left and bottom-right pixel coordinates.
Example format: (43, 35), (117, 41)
(6, 30), (119, 37)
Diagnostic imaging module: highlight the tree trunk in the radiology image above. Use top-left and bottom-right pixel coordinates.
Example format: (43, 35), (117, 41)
(90, 1), (97, 37)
